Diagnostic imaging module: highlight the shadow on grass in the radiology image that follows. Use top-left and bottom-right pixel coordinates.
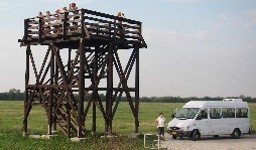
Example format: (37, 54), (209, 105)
(0, 129), (146, 150)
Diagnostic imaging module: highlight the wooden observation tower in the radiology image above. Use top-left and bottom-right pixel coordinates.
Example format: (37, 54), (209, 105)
(18, 9), (147, 138)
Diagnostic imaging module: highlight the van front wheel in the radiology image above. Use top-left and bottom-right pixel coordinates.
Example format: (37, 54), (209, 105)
(191, 130), (200, 141)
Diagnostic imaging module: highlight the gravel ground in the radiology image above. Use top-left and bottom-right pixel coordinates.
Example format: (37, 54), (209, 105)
(161, 134), (256, 150)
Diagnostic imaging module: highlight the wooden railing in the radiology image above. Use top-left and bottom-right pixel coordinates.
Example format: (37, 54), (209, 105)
(19, 9), (147, 48)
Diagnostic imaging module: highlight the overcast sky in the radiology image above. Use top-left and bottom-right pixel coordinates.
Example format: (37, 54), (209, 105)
(0, 0), (256, 97)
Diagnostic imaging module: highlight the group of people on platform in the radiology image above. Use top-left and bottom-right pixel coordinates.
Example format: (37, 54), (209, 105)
(35, 3), (126, 37)
(37, 3), (78, 18)
(36, 3), (79, 35)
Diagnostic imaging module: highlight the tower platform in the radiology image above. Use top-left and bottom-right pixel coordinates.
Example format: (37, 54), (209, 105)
(18, 9), (147, 49)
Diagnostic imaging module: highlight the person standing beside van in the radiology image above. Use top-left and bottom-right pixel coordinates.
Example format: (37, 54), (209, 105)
(155, 112), (166, 137)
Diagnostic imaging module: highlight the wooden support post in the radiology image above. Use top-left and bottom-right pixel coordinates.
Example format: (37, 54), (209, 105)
(53, 48), (58, 131)
(63, 12), (68, 39)
(23, 45), (30, 137)
(81, 9), (85, 36)
(78, 38), (85, 138)
(24, 19), (29, 41)
(92, 47), (98, 134)
(105, 42), (113, 135)
(48, 46), (54, 135)
(135, 46), (139, 133)
(38, 18), (42, 42)
(92, 101), (96, 133)
(67, 48), (72, 137)
(67, 105), (71, 138)
(68, 48), (72, 70)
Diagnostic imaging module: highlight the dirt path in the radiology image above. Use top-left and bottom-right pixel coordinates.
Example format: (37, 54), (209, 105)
(161, 134), (256, 150)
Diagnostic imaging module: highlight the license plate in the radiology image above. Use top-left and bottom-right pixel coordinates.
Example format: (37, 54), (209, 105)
(172, 132), (177, 135)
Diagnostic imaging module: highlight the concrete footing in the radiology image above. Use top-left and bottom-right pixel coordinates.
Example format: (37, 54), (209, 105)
(128, 133), (141, 139)
(22, 132), (28, 138)
(51, 130), (58, 134)
(70, 137), (87, 142)
(27, 134), (57, 139)
(41, 134), (58, 139)
(28, 135), (42, 139)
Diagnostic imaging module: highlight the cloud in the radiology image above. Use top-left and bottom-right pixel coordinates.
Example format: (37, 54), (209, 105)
(166, 0), (202, 4)
(0, 28), (25, 92)
(43, 0), (94, 4)
(0, 2), (10, 11)
(144, 28), (211, 50)
(217, 9), (256, 29)
(141, 19), (256, 97)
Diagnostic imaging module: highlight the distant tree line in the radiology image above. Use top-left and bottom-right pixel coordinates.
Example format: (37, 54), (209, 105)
(0, 88), (255, 103)
(0, 89), (24, 100)
(140, 96), (256, 103)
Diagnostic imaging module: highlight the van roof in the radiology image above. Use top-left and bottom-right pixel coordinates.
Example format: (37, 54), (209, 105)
(183, 100), (248, 108)
(223, 98), (243, 102)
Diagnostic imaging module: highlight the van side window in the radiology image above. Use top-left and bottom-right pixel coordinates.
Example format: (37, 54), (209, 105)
(229, 108), (235, 118)
(222, 108), (235, 118)
(210, 108), (221, 119)
(222, 108), (228, 118)
(236, 108), (248, 118)
(200, 109), (208, 119)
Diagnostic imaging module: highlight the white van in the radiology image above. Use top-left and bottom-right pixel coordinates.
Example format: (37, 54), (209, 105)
(167, 99), (251, 140)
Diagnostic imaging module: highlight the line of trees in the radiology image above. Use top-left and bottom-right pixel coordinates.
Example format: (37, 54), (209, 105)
(0, 88), (255, 103)
(140, 96), (256, 103)
(0, 89), (24, 100)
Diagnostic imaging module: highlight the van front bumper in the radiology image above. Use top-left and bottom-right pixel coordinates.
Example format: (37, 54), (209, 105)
(169, 129), (192, 137)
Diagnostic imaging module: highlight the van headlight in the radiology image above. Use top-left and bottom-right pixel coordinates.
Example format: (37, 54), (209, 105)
(185, 126), (190, 130)
(181, 126), (190, 131)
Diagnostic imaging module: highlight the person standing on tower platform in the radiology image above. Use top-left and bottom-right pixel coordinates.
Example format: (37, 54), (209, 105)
(116, 11), (125, 39)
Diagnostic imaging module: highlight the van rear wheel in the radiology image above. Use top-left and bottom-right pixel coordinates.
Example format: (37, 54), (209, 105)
(231, 129), (241, 139)
(191, 130), (200, 141)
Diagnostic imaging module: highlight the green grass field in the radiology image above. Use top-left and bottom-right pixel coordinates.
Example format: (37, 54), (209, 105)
(0, 101), (255, 149)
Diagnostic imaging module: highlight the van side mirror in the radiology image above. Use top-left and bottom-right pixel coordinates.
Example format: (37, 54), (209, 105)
(196, 114), (202, 120)
(171, 114), (175, 118)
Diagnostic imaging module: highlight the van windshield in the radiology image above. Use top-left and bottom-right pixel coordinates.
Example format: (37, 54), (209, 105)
(175, 108), (199, 119)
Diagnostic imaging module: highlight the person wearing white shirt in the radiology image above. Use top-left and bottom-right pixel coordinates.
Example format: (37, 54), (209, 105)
(155, 112), (166, 137)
